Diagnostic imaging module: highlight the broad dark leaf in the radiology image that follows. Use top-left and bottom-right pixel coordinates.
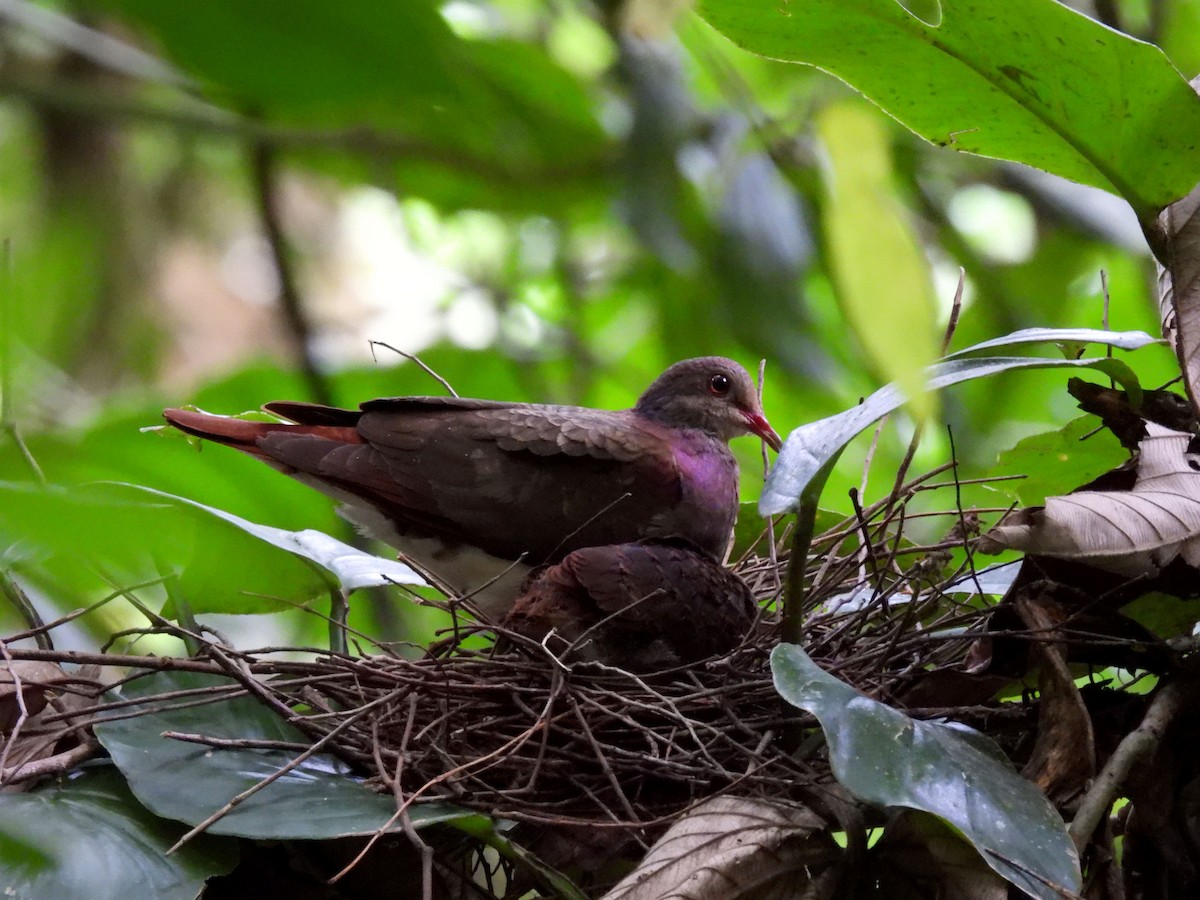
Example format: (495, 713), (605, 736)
(94, 671), (473, 839)
(771, 644), (1081, 899)
(0, 766), (236, 900)
(698, 0), (1200, 217)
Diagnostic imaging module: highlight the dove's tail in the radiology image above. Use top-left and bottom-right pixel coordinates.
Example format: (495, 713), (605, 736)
(162, 407), (363, 468)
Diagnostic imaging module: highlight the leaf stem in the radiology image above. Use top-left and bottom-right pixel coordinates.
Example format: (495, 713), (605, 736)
(782, 454), (841, 646)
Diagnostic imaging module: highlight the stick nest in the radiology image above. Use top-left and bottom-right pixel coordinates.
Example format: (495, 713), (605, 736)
(232, 463), (1003, 837)
(5, 463), (1019, 852)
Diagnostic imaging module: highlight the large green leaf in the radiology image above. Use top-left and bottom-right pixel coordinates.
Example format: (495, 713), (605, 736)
(0, 766), (236, 900)
(771, 644), (1081, 899)
(128, 484), (426, 593)
(94, 671), (474, 839)
(990, 415), (1128, 505)
(0, 476), (425, 617)
(697, 0), (1200, 217)
(0, 481), (332, 615)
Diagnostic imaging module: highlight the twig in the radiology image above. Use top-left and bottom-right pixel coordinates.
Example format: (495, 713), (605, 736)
(3, 647), (266, 675)
(0, 1), (189, 85)
(1, 740), (97, 784)
(160, 732), (312, 752)
(757, 358), (780, 593)
(2, 574), (172, 648)
(945, 426), (986, 599)
(360, 692), (434, 897)
(547, 492), (633, 563)
(369, 341), (459, 397)
(0, 572), (50, 651)
(0, 640), (30, 777)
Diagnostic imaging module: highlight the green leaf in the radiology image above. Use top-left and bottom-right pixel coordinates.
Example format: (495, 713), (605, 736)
(0, 481), (331, 615)
(94, 672), (473, 840)
(944, 327), (1163, 359)
(990, 416), (1128, 505)
(1122, 592), (1200, 640)
(451, 817), (588, 900)
(760, 328), (1156, 515)
(818, 99), (939, 421)
(771, 644), (1081, 899)
(126, 484), (426, 592)
(0, 766), (236, 900)
(697, 0), (1200, 216)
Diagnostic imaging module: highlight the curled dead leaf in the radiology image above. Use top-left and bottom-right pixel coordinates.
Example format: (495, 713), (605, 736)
(0, 660), (70, 733)
(0, 661), (101, 791)
(1154, 74), (1200, 419)
(1016, 595), (1096, 806)
(603, 796), (838, 900)
(979, 423), (1200, 575)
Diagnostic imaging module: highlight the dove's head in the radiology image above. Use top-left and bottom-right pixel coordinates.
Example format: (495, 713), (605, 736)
(635, 357), (782, 451)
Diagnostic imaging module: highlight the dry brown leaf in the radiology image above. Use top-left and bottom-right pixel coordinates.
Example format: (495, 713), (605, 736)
(0, 661), (100, 792)
(602, 796), (838, 900)
(1017, 595), (1096, 806)
(0, 660), (69, 732)
(979, 423), (1200, 575)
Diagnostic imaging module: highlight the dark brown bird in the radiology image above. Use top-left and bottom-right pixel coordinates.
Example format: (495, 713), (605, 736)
(163, 357), (781, 619)
(503, 540), (758, 672)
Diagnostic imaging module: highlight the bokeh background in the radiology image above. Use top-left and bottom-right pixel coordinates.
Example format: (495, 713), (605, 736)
(0, 0), (1189, 651)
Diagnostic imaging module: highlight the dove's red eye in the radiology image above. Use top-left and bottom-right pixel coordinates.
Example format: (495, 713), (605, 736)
(709, 374), (731, 396)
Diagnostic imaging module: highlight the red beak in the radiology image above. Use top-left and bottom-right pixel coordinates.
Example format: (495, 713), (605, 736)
(742, 410), (783, 452)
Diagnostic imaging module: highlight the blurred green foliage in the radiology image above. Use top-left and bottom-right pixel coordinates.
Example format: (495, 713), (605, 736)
(0, 0), (1194, 651)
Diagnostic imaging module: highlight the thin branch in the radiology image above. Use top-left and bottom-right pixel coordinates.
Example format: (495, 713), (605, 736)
(0, 640), (30, 777)
(250, 140), (331, 405)
(0, 740), (97, 784)
(757, 358), (781, 594)
(0, 572), (50, 651)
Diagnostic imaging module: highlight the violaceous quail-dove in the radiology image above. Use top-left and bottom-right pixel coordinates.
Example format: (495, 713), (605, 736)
(163, 356), (780, 619)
